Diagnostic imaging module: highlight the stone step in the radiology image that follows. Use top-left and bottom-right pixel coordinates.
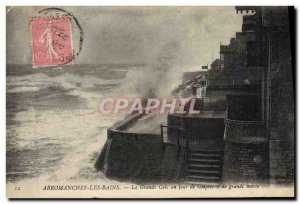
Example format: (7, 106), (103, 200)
(185, 149), (224, 182)
(189, 158), (221, 165)
(190, 149), (223, 155)
(190, 153), (222, 159)
(187, 169), (221, 176)
(185, 180), (220, 185)
(188, 164), (221, 171)
(186, 175), (221, 182)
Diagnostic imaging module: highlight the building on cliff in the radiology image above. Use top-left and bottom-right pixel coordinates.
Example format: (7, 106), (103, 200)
(95, 6), (294, 185)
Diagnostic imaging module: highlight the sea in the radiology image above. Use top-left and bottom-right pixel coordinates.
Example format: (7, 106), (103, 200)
(6, 64), (157, 184)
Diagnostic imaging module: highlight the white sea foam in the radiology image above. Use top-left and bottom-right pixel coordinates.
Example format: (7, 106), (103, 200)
(6, 63), (188, 183)
(7, 72), (121, 94)
(6, 66), (128, 182)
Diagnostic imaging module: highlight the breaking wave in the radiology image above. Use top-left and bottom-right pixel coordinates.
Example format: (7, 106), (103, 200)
(6, 63), (183, 183)
(6, 65), (133, 183)
(7, 72), (122, 94)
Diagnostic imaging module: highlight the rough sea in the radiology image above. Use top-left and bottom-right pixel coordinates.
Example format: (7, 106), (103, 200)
(6, 64), (147, 184)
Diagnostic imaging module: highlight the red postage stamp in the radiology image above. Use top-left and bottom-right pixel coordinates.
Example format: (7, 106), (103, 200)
(30, 16), (74, 68)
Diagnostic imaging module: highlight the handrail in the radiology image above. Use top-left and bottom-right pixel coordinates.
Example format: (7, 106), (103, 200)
(184, 131), (189, 180)
(160, 122), (189, 181)
(160, 123), (188, 149)
(226, 118), (266, 124)
(160, 123), (187, 132)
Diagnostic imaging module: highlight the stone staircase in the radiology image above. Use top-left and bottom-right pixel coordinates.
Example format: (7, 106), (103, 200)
(185, 149), (223, 184)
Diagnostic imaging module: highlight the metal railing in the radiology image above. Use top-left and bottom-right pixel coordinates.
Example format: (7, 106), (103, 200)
(160, 123), (190, 180)
(183, 135), (190, 180)
(160, 123), (188, 157)
(224, 119), (267, 142)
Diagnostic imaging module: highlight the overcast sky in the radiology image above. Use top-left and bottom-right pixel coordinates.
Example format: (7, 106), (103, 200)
(6, 6), (242, 65)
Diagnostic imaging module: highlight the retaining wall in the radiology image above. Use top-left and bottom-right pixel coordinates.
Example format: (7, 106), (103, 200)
(95, 113), (182, 182)
(222, 140), (269, 183)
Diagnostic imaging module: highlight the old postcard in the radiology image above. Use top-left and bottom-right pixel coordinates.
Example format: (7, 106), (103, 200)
(6, 6), (295, 198)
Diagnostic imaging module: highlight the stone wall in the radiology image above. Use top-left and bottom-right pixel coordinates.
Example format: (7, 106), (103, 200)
(160, 143), (185, 182)
(167, 114), (224, 150)
(226, 94), (261, 121)
(95, 131), (186, 182)
(269, 140), (294, 184)
(95, 114), (183, 183)
(102, 137), (163, 181)
(223, 141), (269, 183)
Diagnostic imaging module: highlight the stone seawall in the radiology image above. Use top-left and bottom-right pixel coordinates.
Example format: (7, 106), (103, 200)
(100, 137), (163, 181)
(95, 113), (183, 183)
